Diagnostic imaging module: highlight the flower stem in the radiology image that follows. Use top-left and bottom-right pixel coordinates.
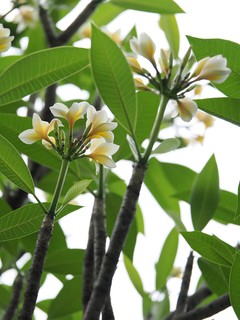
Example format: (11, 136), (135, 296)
(48, 158), (70, 216)
(142, 95), (169, 162)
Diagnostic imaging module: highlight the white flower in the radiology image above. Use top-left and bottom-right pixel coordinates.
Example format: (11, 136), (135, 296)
(86, 105), (117, 142)
(0, 24), (14, 53)
(18, 113), (62, 147)
(85, 138), (119, 174)
(14, 5), (38, 33)
(192, 55), (231, 83)
(130, 33), (156, 64)
(171, 98), (198, 122)
(50, 102), (89, 128)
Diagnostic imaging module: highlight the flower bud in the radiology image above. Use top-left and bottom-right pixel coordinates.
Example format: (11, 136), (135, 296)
(127, 56), (143, 74)
(130, 33), (156, 64)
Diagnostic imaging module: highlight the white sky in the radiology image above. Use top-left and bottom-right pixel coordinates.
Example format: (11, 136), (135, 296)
(1, 1), (240, 320)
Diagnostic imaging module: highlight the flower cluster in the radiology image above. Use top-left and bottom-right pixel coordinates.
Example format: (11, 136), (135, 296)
(128, 33), (231, 122)
(0, 24), (14, 53)
(19, 102), (119, 173)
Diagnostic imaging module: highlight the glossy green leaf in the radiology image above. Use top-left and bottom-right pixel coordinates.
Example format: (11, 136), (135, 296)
(235, 182), (240, 219)
(110, 0), (184, 14)
(0, 135), (35, 194)
(214, 190), (238, 225)
(0, 47), (89, 106)
(48, 277), (82, 318)
(152, 138), (180, 155)
(91, 25), (137, 134)
(188, 36), (240, 98)
(196, 98), (240, 126)
(91, 2), (124, 26)
(159, 15), (180, 58)
(155, 228), (178, 290)
(45, 249), (85, 275)
(198, 258), (228, 296)
(124, 254), (144, 296)
(182, 231), (236, 267)
(0, 203), (80, 241)
(230, 253), (240, 319)
(62, 180), (92, 206)
(190, 155), (220, 230)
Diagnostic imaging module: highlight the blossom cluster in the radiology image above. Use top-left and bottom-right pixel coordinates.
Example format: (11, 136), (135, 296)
(19, 102), (119, 173)
(128, 33), (231, 122)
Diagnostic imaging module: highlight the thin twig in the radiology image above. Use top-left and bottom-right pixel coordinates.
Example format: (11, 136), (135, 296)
(39, 6), (57, 47)
(83, 162), (147, 320)
(2, 274), (24, 320)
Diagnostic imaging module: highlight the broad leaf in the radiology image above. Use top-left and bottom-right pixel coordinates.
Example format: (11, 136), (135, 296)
(230, 253), (240, 319)
(124, 254), (144, 296)
(196, 98), (240, 126)
(188, 36), (240, 98)
(110, 0), (184, 14)
(45, 249), (85, 275)
(159, 15), (180, 58)
(0, 47), (89, 106)
(0, 135), (35, 194)
(182, 231), (236, 267)
(155, 228), (178, 290)
(91, 25), (137, 135)
(62, 180), (92, 206)
(190, 155), (220, 230)
(235, 182), (240, 219)
(91, 2), (124, 26)
(152, 138), (180, 155)
(0, 203), (80, 241)
(48, 277), (82, 318)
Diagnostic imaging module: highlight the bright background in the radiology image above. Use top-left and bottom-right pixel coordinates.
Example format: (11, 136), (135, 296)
(1, 1), (240, 319)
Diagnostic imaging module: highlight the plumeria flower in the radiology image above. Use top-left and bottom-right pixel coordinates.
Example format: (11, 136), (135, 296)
(86, 105), (117, 142)
(85, 138), (119, 174)
(191, 55), (231, 83)
(171, 98), (198, 122)
(18, 113), (63, 148)
(130, 33), (156, 64)
(13, 5), (38, 33)
(0, 24), (14, 53)
(50, 102), (89, 129)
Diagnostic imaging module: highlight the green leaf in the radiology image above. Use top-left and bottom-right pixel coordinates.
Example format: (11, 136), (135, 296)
(0, 285), (11, 309)
(0, 47), (89, 106)
(91, 2), (124, 26)
(0, 135), (35, 194)
(159, 15), (180, 58)
(124, 254), (144, 296)
(235, 182), (240, 219)
(196, 98), (240, 126)
(182, 231), (236, 267)
(91, 25), (137, 134)
(0, 203), (80, 241)
(198, 258), (229, 296)
(45, 249), (85, 275)
(62, 180), (92, 207)
(155, 228), (178, 290)
(230, 253), (240, 319)
(190, 155), (220, 230)
(110, 0), (184, 14)
(152, 138), (180, 155)
(188, 36), (240, 98)
(48, 277), (82, 318)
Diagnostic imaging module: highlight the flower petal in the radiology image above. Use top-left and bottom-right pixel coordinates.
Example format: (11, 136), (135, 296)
(18, 129), (40, 144)
(50, 103), (69, 118)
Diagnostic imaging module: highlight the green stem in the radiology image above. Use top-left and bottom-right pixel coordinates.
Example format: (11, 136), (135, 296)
(48, 158), (70, 216)
(33, 194), (48, 214)
(97, 165), (104, 198)
(142, 95), (169, 162)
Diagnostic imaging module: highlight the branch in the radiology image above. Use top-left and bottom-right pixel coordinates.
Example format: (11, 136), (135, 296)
(83, 162), (147, 320)
(3, 274), (24, 320)
(173, 252), (194, 318)
(18, 213), (55, 320)
(186, 286), (212, 311)
(39, 6), (57, 47)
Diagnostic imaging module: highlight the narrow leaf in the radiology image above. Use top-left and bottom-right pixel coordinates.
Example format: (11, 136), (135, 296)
(91, 25), (137, 134)
(0, 135), (35, 194)
(159, 15), (180, 58)
(124, 254), (144, 296)
(152, 138), (180, 155)
(110, 0), (184, 14)
(230, 253), (240, 319)
(0, 203), (80, 241)
(0, 47), (89, 106)
(155, 228), (179, 290)
(182, 231), (236, 267)
(62, 180), (92, 206)
(190, 155), (220, 230)
(196, 98), (240, 126)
